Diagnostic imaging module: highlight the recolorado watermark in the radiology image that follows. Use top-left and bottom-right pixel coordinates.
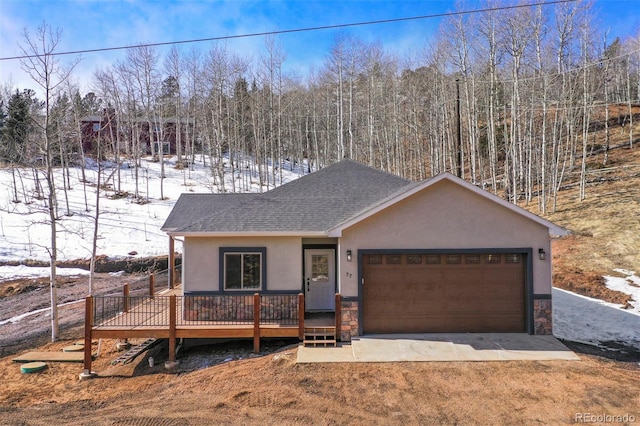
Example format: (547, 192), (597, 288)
(575, 413), (636, 423)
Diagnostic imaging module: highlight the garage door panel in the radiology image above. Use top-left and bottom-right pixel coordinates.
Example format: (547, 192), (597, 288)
(362, 253), (526, 334)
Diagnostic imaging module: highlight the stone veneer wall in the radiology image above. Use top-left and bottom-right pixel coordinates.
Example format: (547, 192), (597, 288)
(533, 298), (552, 335)
(340, 300), (359, 341)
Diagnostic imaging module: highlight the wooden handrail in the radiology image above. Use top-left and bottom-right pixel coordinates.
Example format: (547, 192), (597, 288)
(149, 274), (155, 298)
(123, 284), (130, 313)
(169, 237), (175, 289)
(298, 293), (305, 340)
(83, 296), (93, 373)
(335, 293), (341, 342)
(253, 293), (261, 353)
(169, 294), (176, 362)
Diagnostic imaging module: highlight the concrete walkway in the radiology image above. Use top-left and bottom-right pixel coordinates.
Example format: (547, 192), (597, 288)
(297, 333), (580, 363)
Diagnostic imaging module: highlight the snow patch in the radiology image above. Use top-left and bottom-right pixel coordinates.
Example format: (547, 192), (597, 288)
(604, 269), (640, 313)
(0, 265), (90, 280)
(0, 155), (308, 276)
(552, 287), (640, 350)
(0, 299), (83, 326)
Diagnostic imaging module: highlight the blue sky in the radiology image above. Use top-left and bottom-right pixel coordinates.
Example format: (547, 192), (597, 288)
(1, 0), (638, 95)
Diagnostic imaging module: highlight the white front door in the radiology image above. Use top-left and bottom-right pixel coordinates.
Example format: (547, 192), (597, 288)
(304, 249), (336, 311)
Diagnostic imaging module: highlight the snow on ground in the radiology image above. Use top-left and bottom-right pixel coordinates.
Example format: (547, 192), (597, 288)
(553, 269), (640, 349)
(0, 265), (89, 280)
(553, 287), (640, 349)
(0, 299), (83, 326)
(604, 269), (640, 312)
(0, 155), (308, 278)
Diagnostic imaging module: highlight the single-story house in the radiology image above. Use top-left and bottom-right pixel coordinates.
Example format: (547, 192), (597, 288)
(162, 160), (566, 341)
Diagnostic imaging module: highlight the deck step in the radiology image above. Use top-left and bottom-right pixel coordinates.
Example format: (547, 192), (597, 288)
(111, 338), (158, 365)
(303, 327), (337, 347)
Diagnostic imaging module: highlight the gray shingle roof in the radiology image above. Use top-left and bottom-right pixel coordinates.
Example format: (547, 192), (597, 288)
(161, 193), (254, 231)
(166, 160), (413, 234)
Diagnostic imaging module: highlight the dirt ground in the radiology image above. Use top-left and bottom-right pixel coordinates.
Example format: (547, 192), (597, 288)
(0, 272), (150, 357)
(0, 336), (638, 425)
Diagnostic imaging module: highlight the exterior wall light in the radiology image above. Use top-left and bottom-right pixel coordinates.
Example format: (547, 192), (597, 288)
(538, 248), (546, 260)
(346, 250), (353, 262)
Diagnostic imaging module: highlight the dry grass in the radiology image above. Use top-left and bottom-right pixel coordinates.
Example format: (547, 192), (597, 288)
(522, 119), (640, 304)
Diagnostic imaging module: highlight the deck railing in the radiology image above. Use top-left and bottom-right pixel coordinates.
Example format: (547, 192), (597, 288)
(260, 294), (300, 325)
(93, 295), (171, 327)
(179, 294), (255, 325)
(92, 292), (302, 328)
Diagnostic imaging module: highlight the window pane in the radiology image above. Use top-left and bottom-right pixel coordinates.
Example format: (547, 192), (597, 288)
(243, 254), (261, 289)
(425, 255), (440, 264)
(312, 254), (329, 282)
(505, 254), (521, 264)
(225, 254), (242, 289)
(465, 254), (481, 264)
(446, 254), (461, 264)
(386, 255), (401, 264)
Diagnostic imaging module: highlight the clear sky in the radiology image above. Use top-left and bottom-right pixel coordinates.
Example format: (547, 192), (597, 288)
(0, 0), (638, 95)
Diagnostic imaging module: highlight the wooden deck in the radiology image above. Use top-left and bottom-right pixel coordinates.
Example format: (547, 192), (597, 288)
(92, 287), (301, 339)
(82, 286), (343, 374)
(83, 288), (306, 373)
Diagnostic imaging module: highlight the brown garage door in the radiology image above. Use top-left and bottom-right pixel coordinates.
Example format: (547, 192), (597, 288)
(362, 253), (526, 333)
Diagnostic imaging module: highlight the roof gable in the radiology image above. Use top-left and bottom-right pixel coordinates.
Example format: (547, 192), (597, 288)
(327, 172), (567, 237)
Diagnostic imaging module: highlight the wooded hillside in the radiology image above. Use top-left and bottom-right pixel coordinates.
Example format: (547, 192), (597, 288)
(1, 1), (639, 214)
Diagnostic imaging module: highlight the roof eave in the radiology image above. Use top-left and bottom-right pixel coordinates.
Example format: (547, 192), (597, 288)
(167, 231), (329, 238)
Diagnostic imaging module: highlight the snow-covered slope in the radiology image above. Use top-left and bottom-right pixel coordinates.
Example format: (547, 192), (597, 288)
(0, 155), (307, 269)
(553, 286), (640, 349)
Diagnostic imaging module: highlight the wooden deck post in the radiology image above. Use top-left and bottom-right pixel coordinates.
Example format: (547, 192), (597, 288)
(335, 293), (341, 342)
(298, 293), (305, 340)
(149, 274), (155, 298)
(169, 294), (176, 362)
(83, 296), (93, 373)
(123, 284), (130, 313)
(169, 237), (175, 289)
(253, 293), (260, 353)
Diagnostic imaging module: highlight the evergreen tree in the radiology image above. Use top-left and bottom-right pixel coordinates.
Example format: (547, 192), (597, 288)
(2, 89), (37, 165)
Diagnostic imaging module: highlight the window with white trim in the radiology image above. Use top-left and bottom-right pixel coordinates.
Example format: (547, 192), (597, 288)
(221, 248), (265, 290)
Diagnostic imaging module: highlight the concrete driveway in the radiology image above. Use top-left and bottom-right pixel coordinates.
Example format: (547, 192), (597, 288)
(297, 333), (580, 363)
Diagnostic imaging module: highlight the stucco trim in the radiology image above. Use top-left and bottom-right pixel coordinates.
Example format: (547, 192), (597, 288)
(328, 173), (567, 238)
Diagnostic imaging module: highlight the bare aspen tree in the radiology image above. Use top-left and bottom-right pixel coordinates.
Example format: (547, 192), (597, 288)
(184, 48), (202, 174)
(165, 46), (184, 167)
(579, 12), (597, 201)
(19, 22), (77, 342)
(125, 45), (160, 200)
